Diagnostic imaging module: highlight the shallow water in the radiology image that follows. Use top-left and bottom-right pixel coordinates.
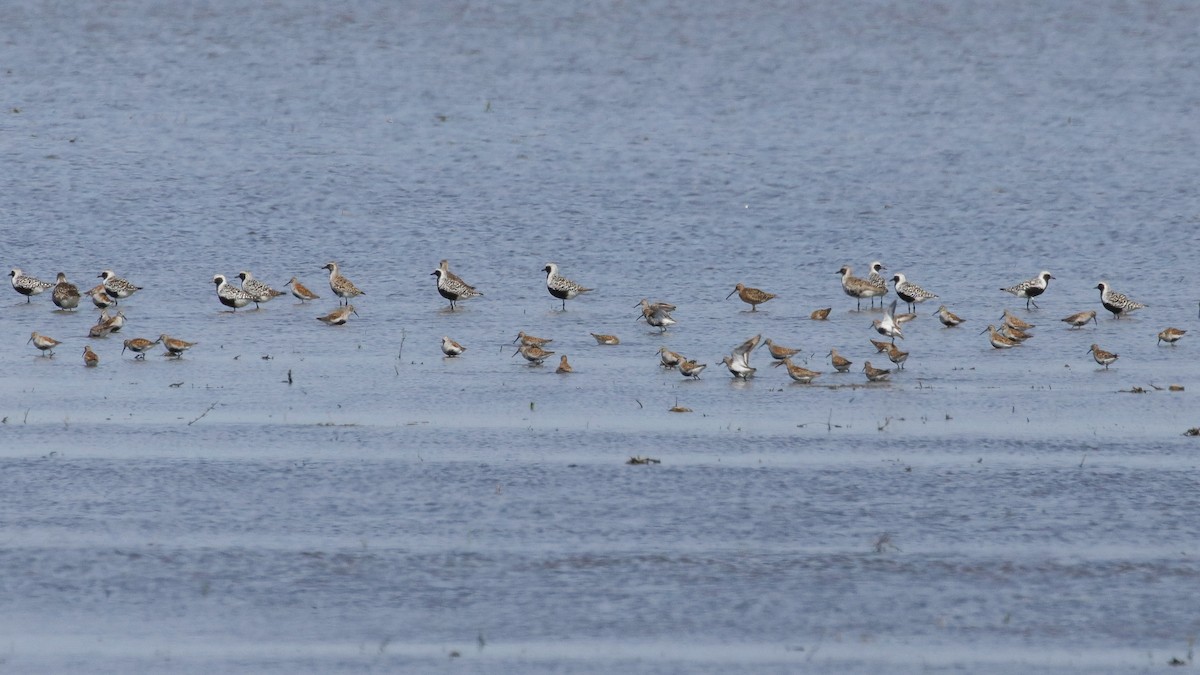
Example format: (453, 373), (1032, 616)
(3, 0), (1200, 672)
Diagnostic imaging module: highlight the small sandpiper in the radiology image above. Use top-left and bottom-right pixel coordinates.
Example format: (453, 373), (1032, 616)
(87, 283), (115, 309)
(1088, 343), (1118, 369)
(837, 266), (882, 311)
(591, 333), (620, 345)
(761, 338), (801, 361)
(885, 343), (909, 370)
(678, 359), (707, 379)
(871, 299), (904, 343)
(323, 262), (364, 305)
(543, 263), (593, 310)
(1001, 271), (1054, 310)
(810, 307), (831, 320)
(999, 324), (1032, 342)
(862, 361), (891, 382)
(556, 355), (573, 374)
(658, 346), (684, 369)
(82, 345), (100, 367)
(88, 314), (114, 338)
(720, 354), (756, 380)
(981, 324), (1020, 349)
(773, 357), (820, 384)
(1060, 310), (1098, 328)
(159, 334), (197, 358)
(10, 269), (53, 303)
(103, 310), (127, 333)
(1001, 309), (1035, 331)
(727, 283), (775, 311)
(1096, 281), (1145, 319)
(869, 338), (892, 353)
(317, 305), (357, 326)
(51, 273), (81, 310)
(238, 271), (286, 308)
(636, 299), (677, 332)
(431, 259), (482, 310)
(98, 270), (142, 303)
(284, 277), (321, 302)
(1157, 327), (1186, 346)
(27, 331), (62, 356)
(122, 336), (160, 359)
(514, 331), (553, 347)
(828, 348), (853, 372)
(891, 273), (938, 314)
(934, 305), (965, 327)
(213, 274), (255, 310)
(514, 343), (554, 365)
(440, 336), (466, 357)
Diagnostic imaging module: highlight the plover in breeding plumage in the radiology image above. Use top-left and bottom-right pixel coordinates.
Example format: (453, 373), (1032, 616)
(891, 273), (938, 313)
(636, 299), (677, 332)
(678, 359), (707, 379)
(862, 361), (891, 382)
(513, 343), (554, 365)
(284, 277), (321, 302)
(1061, 310), (1098, 328)
(1096, 281), (1145, 319)
(934, 305), (965, 327)
(322, 262), (364, 305)
(885, 343), (909, 370)
(431, 260), (482, 310)
(122, 336), (160, 359)
(773, 357), (821, 384)
(828, 348), (853, 372)
(1157, 327), (1186, 346)
(556, 355), (573, 374)
(543, 263), (593, 310)
(82, 345), (100, 367)
(810, 307), (831, 320)
(238, 271), (286, 308)
(51, 273), (81, 310)
(98, 270), (142, 303)
(9, 269), (53, 303)
(87, 283), (115, 309)
(726, 283), (776, 311)
(317, 305), (358, 326)
(837, 266), (882, 311)
(440, 336), (466, 357)
(760, 338), (801, 361)
(159, 334), (197, 358)
(514, 331), (553, 347)
(866, 261), (890, 307)
(590, 333), (620, 345)
(1001, 271), (1054, 309)
(981, 325), (1020, 349)
(1001, 309), (1035, 331)
(213, 274), (255, 310)
(27, 331), (61, 356)
(871, 300), (904, 343)
(1088, 343), (1118, 370)
(658, 346), (684, 369)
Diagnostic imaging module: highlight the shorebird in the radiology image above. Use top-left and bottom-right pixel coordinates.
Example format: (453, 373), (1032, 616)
(238, 271), (286, 308)
(1158, 327), (1186, 346)
(869, 338), (892, 353)
(213, 274), (255, 310)
(87, 283), (115, 309)
(27, 331), (61, 356)
(862, 361), (891, 382)
(1061, 310), (1098, 328)
(513, 343), (554, 365)
(1096, 281), (1145, 318)
(810, 307), (831, 320)
(98, 270), (142, 302)
(934, 305), (965, 327)
(871, 300), (904, 343)
(9, 269), (53, 303)
(1001, 271), (1054, 309)
(828, 348), (853, 372)
(636, 299), (677, 332)
(999, 324), (1032, 342)
(431, 259), (482, 310)
(892, 273), (938, 313)
(514, 331), (553, 347)
(51, 273), (81, 310)
(760, 338), (801, 361)
(591, 333), (620, 345)
(122, 336), (160, 359)
(440, 336), (466, 357)
(721, 355), (755, 380)
(1001, 309), (1035, 331)
(885, 343), (909, 370)
(981, 324), (1020, 349)
(317, 305), (357, 326)
(727, 283), (775, 311)
(284, 277), (321, 302)
(837, 266), (879, 311)
(773, 357), (821, 384)
(658, 346), (684, 369)
(721, 334), (761, 379)
(556, 355), (573, 374)
(543, 263), (592, 310)
(82, 345), (100, 367)
(1088, 343), (1118, 369)
(88, 315), (114, 338)
(322, 262), (364, 305)
(678, 359), (707, 379)
(102, 310), (126, 333)
(159, 334), (197, 358)
(866, 261), (890, 307)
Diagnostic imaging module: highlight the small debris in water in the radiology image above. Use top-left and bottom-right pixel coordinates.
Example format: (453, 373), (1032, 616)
(1185, 428), (1200, 437)
(627, 456), (661, 465)
(668, 406), (692, 413)
(1169, 384), (1184, 391)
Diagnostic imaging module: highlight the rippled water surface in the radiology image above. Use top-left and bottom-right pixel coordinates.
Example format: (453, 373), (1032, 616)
(3, 1), (1200, 672)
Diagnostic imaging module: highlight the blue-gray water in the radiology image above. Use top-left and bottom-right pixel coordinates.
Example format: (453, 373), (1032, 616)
(3, 1), (1199, 672)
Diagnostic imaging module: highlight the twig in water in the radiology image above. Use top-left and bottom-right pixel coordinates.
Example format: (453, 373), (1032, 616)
(188, 402), (219, 426)
(397, 329), (406, 361)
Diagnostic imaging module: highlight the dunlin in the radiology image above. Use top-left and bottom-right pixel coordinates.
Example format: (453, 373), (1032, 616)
(981, 324), (1020, 349)
(1088, 343), (1118, 369)
(159, 334), (197, 358)
(122, 336), (160, 359)
(317, 305), (358, 326)
(828, 348), (853, 372)
(761, 338), (801, 361)
(1001, 309), (1035, 331)
(543, 263), (593, 310)
(658, 346), (684, 368)
(636, 299), (677, 332)
(1001, 271), (1054, 310)
(27, 331), (61, 356)
(556, 355), (573, 374)
(284, 277), (321, 302)
(871, 300), (904, 343)
(514, 331), (553, 347)
(773, 357), (820, 384)
(1157, 327), (1186, 346)
(678, 359), (707, 379)
(885, 343), (909, 370)
(1060, 310), (1097, 328)
(934, 305), (965, 327)
(514, 343), (554, 365)
(727, 283), (775, 311)
(82, 345), (100, 367)
(87, 283), (115, 309)
(440, 336), (466, 357)
(862, 361), (891, 382)
(810, 307), (831, 320)
(591, 333), (620, 345)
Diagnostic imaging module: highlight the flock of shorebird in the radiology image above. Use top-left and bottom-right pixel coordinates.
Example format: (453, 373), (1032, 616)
(9, 260), (1187, 381)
